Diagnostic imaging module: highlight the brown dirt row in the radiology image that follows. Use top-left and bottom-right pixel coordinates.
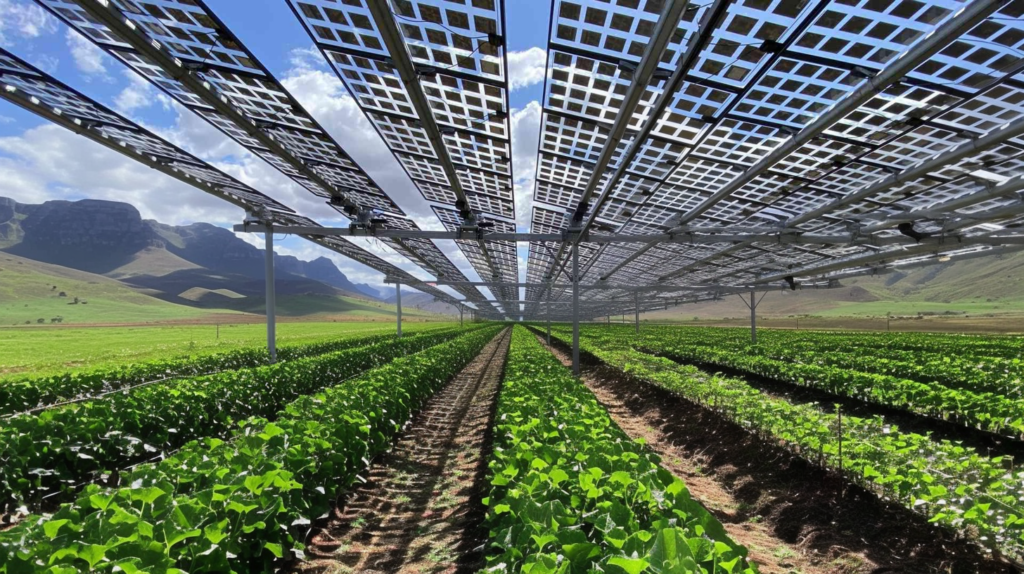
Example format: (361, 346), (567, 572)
(537, 329), (1018, 574)
(291, 327), (511, 574)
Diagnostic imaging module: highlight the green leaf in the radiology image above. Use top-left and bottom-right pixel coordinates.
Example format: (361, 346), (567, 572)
(43, 519), (69, 539)
(264, 542), (284, 558)
(607, 556), (650, 574)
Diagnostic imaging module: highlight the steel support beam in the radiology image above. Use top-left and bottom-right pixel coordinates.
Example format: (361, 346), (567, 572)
(572, 242), (580, 376)
(362, 0), (501, 282)
(547, 0), (691, 292)
(673, 0), (1005, 228)
(750, 291), (756, 344)
(264, 227), (277, 363)
(792, 115), (1024, 227)
(72, 0), (365, 212)
(546, 287), (552, 345)
(233, 225), (1024, 250)
(396, 282), (403, 337)
(634, 291), (640, 334)
(861, 174), (1024, 234)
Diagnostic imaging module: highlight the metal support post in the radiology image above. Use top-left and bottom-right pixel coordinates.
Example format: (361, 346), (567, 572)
(459, 304), (463, 327)
(396, 282), (402, 337)
(572, 242), (580, 376)
(546, 288), (552, 345)
(750, 290), (757, 344)
(264, 226), (277, 363)
(635, 291), (640, 334)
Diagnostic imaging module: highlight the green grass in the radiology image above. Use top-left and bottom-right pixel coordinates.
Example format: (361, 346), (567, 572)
(228, 293), (440, 318)
(813, 299), (1024, 317)
(0, 253), (221, 325)
(0, 321), (456, 377)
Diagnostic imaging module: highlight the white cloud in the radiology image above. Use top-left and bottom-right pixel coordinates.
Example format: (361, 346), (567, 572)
(66, 28), (110, 78)
(113, 70), (172, 114)
(507, 47), (547, 91)
(288, 45), (327, 72)
(279, 67), (442, 227)
(0, 0), (57, 45)
(28, 54), (58, 74)
(510, 101), (541, 227)
(0, 124), (244, 226)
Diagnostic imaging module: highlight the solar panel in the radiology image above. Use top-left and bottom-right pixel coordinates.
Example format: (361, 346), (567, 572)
(0, 46), (464, 307)
(37, 0), (495, 310)
(287, 0), (519, 307)
(10, 0), (1024, 321)
(524, 0), (1024, 317)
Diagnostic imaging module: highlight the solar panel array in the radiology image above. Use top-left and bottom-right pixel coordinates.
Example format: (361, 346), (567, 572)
(8, 0), (1024, 321)
(37, 0), (497, 311)
(0, 46), (459, 305)
(525, 0), (1024, 318)
(286, 0), (519, 312)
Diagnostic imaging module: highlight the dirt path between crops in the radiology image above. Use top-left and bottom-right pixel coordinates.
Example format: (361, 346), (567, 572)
(292, 328), (510, 574)
(537, 330), (1019, 574)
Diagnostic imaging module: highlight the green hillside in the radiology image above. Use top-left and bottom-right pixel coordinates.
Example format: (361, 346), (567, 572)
(225, 293), (442, 319)
(0, 252), (445, 327)
(644, 250), (1024, 327)
(0, 253), (220, 325)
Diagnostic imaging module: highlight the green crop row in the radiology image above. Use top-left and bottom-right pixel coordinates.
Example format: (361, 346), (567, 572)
(573, 325), (1024, 439)
(642, 337), (1024, 439)
(559, 329), (1024, 563)
(480, 327), (756, 574)
(636, 325), (1024, 400)
(0, 324), (448, 416)
(648, 326), (1024, 361)
(0, 326), (502, 573)
(0, 328), (473, 511)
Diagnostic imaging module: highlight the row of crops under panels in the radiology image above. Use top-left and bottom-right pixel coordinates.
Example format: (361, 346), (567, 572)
(0, 323), (1021, 572)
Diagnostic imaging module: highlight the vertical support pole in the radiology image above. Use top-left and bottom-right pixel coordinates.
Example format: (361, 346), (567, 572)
(459, 304), (463, 327)
(634, 291), (639, 334)
(572, 242), (580, 376)
(264, 226), (277, 363)
(546, 287), (552, 345)
(750, 290), (757, 345)
(396, 282), (403, 337)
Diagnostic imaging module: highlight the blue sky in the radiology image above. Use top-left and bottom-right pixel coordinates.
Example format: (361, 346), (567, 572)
(0, 0), (550, 300)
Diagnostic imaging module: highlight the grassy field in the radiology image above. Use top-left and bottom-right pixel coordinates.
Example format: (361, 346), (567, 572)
(0, 321), (455, 377)
(0, 253), (220, 325)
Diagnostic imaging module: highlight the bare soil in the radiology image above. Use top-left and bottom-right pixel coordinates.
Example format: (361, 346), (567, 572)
(537, 329), (1019, 574)
(291, 328), (510, 574)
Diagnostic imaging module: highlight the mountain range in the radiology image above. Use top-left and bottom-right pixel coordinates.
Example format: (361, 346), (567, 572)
(4, 195), (1022, 327)
(0, 196), (455, 324)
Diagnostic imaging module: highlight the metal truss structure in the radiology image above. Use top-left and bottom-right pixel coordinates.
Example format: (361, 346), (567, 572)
(3, 0), (1024, 369)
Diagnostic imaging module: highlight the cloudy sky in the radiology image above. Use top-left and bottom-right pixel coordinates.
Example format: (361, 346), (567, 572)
(0, 0), (550, 299)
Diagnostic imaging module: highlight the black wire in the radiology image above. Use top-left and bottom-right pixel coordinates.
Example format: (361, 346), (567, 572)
(392, 11), (490, 40)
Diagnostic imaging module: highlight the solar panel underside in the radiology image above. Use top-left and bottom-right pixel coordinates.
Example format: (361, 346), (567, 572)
(287, 0), (519, 312)
(0, 47), (459, 305)
(38, 0), (496, 310)
(526, 0), (1024, 315)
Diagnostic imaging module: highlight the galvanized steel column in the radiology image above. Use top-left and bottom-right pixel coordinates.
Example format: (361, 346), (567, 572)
(635, 291), (639, 334)
(750, 290), (757, 345)
(396, 282), (402, 337)
(546, 287), (552, 345)
(572, 242), (580, 376)
(264, 226), (277, 363)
